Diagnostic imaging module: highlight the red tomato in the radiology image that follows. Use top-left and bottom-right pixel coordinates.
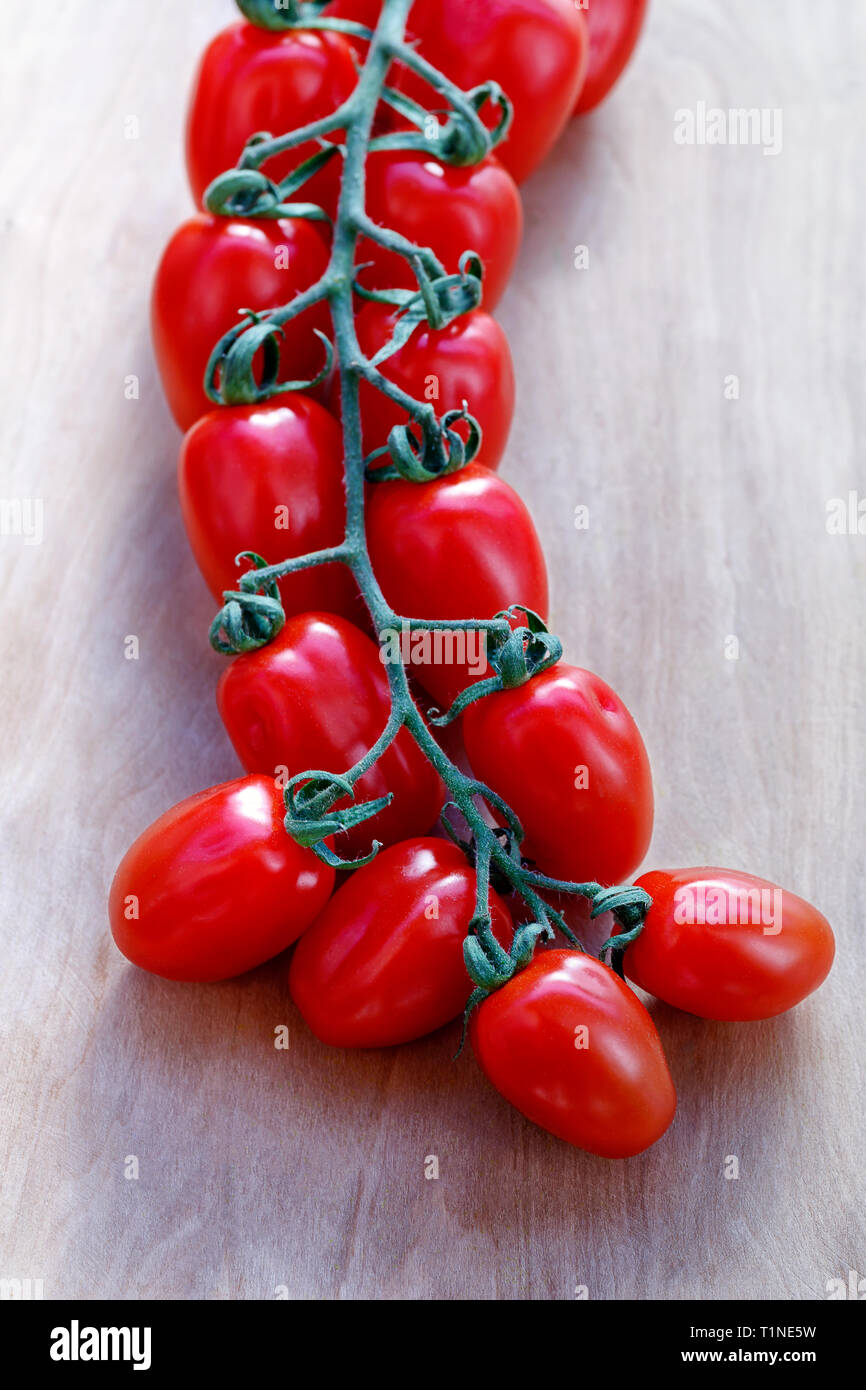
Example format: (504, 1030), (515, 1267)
(462, 664), (653, 885)
(290, 838), (512, 1046)
(178, 399), (360, 624)
(340, 300), (514, 471)
(625, 868), (836, 1021)
(471, 950), (676, 1156)
(109, 775), (334, 982)
(151, 214), (331, 433)
(391, 0), (588, 184)
(574, 0), (648, 115)
(359, 150), (523, 312)
(185, 22), (357, 218)
(365, 462), (548, 708)
(217, 614), (444, 859)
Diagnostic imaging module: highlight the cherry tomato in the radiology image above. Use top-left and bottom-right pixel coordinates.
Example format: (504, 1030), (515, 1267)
(290, 837), (513, 1046)
(109, 775), (334, 982)
(462, 664), (653, 885)
(391, 0), (588, 184)
(471, 950), (676, 1156)
(151, 214), (330, 433)
(339, 300), (514, 471)
(185, 21), (357, 218)
(217, 614), (444, 859)
(178, 400), (360, 624)
(359, 150), (523, 311)
(625, 868), (836, 1021)
(365, 462), (548, 708)
(574, 0), (648, 115)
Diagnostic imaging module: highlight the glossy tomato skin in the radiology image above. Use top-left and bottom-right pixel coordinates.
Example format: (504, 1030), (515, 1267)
(625, 868), (835, 1021)
(346, 301), (515, 471)
(185, 22), (357, 218)
(392, 0), (588, 184)
(360, 150), (523, 311)
(217, 614), (444, 859)
(574, 0), (648, 115)
(151, 214), (330, 433)
(290, 838), (512, 1046)
(462, 664), (653, 885)
(178, 400), (360, 624)
(365, 462), (548, 708)
(471, 950), (676, 1157)
(109, 775), (334, 983)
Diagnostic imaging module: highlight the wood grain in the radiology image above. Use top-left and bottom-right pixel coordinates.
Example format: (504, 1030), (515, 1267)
(1, 0), (863, 1300)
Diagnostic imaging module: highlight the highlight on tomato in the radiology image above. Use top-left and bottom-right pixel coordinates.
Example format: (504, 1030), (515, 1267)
(109, 775), (335, 983)
(462, 663), (653, 885)
(625, 867), (836, 1021)
(365, 461), (549, 708)
(151, 214), (331, 433)
(185, 19), (358, 218)
(348, 301), (515, 472)
(359, 149), (523, 312)
(217, 613), (445, 860)
(471, 950), (676, 1157)
(289, 838), (512, 1047)
(574, 0), (649, 115)
(178, 398), (360, 624)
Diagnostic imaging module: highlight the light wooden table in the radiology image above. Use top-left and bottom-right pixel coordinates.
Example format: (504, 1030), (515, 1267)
(1, 0), (863, 1301)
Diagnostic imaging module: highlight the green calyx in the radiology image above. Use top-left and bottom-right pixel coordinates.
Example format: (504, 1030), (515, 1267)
(283, 771), (392, 869)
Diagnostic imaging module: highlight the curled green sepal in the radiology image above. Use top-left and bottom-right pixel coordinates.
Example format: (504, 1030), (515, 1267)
(439, 83), (512, 165)
(209, 553), (285, 655)
(428, 676), (502, 726)
(464, 933), (514, 992)
(206, 312), (333, 407)
(374, 402), (482, 482)
(509, 920), (554, 967)
(371, 82), (512, 167)
(454, 916), (551, 1058)
(204, 146), (337, 223)
(363, 259), (486, 372)
(595, 885), (653, 976)
(355, 251), (483, 332)
(283, 770), (392, 867)
(429, 609), (562, 724)
(489, 607), (563, 689)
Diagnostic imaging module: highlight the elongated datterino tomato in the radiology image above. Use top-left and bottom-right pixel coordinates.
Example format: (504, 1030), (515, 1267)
(151, 215), (331, 433)
(178, 400), (361, 625)
(462, 664), (653, 885)
(347, 301), (515, 472)
(185, 20), (357, 217)
(358, 150), (523, 312)
(290, 838), (512, 1047)
(471, 950), (676, 1157)
(109, 776), (334, 983)
(625, 868), (835, 1020)
(217, 614), (444, 860)
(365, 462), (548, 709)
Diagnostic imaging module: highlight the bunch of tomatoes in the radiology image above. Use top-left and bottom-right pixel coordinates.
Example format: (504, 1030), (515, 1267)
(110, 0), (835, 1161)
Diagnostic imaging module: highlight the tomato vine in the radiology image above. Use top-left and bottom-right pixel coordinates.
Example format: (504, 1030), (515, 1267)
(200, 0), (651, 1018)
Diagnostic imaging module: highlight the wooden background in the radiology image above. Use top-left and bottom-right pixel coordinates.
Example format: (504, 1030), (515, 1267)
(1, 0), (863, 1301)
